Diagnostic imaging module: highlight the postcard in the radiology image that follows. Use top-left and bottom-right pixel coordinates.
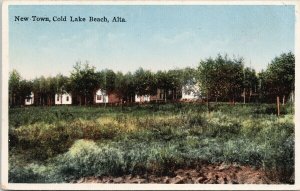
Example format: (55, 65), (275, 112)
(1, 0), (299, 190)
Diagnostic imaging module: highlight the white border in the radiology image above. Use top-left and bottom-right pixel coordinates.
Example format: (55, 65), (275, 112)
(1, 0), (299, 190)
(1, 0), (299, 5)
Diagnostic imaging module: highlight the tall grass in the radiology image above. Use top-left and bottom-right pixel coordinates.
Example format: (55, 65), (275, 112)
(9, 103), (294, 183)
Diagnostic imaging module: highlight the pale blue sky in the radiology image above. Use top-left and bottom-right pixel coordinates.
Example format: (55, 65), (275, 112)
(9, 5), (295, 79)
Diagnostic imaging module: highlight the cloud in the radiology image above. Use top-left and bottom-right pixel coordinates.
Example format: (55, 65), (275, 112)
(153, 31), (196, 45)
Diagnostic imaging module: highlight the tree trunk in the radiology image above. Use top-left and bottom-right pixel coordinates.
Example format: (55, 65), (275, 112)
(207, 91), (210, 114)
(164, 89), (167, 103)
(13, 94), (16, 106)
(243, 88), (246, 104)
(9, 94), (11, 106)
(282, 95), (285, 106)
(277, 96), (280, 116)
(121, 98), (123, 110)
(290, 91), (293, 103)
(172, 89), (175, 101)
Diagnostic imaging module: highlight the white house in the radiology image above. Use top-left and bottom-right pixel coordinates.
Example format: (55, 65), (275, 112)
(181, 83), (201, 101)
(55, 93), (72, 105)
(95, 89), (108, 103)
(135, 95), (150, 103)
(25, 92), (34, 105)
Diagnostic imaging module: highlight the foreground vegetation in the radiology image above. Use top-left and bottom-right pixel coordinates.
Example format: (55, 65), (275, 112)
(9, 103), (294, 183)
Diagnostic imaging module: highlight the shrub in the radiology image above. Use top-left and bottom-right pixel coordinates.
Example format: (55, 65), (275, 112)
(56, 140), (125, 180)
(9, 163), (43, 183)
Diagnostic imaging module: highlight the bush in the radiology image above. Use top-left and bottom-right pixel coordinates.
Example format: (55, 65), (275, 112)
(56, 140), (125, 180)
(9, 163), (43, 183)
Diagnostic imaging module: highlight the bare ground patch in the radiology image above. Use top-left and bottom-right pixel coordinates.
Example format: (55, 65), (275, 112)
(71, 163), (278, 184)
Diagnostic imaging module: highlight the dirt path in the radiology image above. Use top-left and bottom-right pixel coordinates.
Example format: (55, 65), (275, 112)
(72, 163), (278, 184)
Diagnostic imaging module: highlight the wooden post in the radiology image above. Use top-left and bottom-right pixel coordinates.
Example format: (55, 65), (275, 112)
(277, 96), (280, 116)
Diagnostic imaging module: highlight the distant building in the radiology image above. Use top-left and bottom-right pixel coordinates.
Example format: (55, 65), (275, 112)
(55, 92), (72, 105)
(95, 89), (109, 103)
(25, 92), (34, 105)
(135, 95), (150, 103)
(150, 89), (165, 102)
(181, 83), (201, 101)
(107, 92), (121, 103)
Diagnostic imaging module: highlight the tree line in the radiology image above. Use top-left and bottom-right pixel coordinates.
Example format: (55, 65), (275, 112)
(9, 52), (294, 107)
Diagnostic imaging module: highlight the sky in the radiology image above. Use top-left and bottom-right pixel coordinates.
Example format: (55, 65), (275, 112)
(9, 5), (295, 79)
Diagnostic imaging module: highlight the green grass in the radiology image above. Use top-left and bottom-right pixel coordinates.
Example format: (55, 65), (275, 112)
(8, 103), (294, 183)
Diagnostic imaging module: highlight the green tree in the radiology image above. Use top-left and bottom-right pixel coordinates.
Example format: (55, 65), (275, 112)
(259, 52), (295, 103)
(197, 55), (244, 105)
(134, 68), (157, 97)
(54, 74), (71, 105)
(243, 67), (258, 103)
(167, 69), (183, 100)
(114, 72), (136, 103)
(197, 57), (217, 112)
(102, 69), (116, 95)
(19, 79), (33, 106)
(70, 61), (99, 105)
(32, 76), (49, 106)
(9, 70), (21, 106)
(156, 71), (169, 102)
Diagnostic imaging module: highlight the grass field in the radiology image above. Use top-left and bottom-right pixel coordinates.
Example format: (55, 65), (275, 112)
(8, 103), (294, 183)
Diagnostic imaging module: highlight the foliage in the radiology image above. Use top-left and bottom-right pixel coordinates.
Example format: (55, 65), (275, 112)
(9, 52), (294, 107)
(9, 70), (32, 106)
(70, 61), (100, 105)
(114, 72), (136, 101)
(134, 68), (157, 96)
(259, 52), (295, 103)
(197, 54), (247, 102)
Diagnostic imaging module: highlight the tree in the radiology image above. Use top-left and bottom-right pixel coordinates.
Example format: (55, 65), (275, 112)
(32, 76), (49, 106)
(156, 71), (169, 102)
(53, 74), (71, 105)
(134, 68), (157, 97)
(243, 67), (258, 103)
(70, 61), (99, 105)
(259, 52), (295, 103)
(222, 56), (244, 103)
(102, 69), (116, 95)
(9, 70), (34, 106)
(167, 69), (183, 100)
(9, 70), (21, 106)
(19, 79), (33, 106)
(114, 72), (136, 103)
(197, 55), (244, 104)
